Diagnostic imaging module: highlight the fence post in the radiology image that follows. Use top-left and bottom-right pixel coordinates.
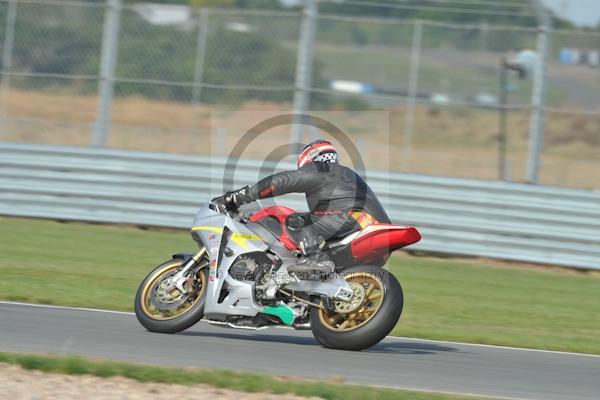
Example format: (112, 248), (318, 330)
(93, 0), (122, 147)
(526, 2), (550, 184)
(291, 0), (318, 151)
(0, 0), (17, 133)
(402, 19), (422, 171)
(498, 59), (509, 181)
(192, 8), (209, 105)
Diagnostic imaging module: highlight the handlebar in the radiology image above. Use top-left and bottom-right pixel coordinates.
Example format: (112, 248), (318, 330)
(210, 196), (240, 218)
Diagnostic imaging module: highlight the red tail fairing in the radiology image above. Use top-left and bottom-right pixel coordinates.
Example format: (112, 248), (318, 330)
(350, 224), (421, 263)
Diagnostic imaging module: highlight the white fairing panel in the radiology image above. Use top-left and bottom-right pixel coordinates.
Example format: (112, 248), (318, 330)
(190, 203), (353, 319)
(192, 205), (266, 318)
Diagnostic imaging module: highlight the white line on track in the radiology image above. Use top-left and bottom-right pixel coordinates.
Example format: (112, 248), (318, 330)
(0, 300), (134, 316)
(2, 300), (599, 359)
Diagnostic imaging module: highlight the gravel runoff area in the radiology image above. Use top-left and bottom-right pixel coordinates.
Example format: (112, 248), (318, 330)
(0, 363), (319, 400)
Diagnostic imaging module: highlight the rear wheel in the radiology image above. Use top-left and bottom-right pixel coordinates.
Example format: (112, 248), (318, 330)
(134, 256), (208, 334)
(310, 265), (403, 351)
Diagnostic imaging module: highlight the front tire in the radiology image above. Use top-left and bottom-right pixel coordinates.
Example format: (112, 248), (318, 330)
(134, 257), (208, 334)
(310, 266), (403, 351)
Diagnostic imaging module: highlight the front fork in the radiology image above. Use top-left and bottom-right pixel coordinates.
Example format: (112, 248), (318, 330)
(171, 247), (207, 293)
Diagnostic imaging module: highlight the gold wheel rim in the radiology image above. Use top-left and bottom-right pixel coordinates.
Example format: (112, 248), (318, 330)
(319, 272), (385, 332)
(140, 260), (207, 321)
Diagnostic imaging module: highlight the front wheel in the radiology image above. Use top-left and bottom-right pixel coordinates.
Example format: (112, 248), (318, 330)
(134, 256), (208, 334)
(310, 266), (403, 351)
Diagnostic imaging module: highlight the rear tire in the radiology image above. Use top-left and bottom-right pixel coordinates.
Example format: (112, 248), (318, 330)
(310, 265), (403, 351)
(134, 258), (208, 334)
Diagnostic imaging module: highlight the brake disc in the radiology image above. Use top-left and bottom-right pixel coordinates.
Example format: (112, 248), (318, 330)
(150, 273), (192, 311)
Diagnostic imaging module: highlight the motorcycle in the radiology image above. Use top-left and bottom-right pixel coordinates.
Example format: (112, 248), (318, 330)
(134, 198), (421, 351)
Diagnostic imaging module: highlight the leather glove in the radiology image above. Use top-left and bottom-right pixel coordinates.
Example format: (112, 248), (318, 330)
(224, 186), (252, 208)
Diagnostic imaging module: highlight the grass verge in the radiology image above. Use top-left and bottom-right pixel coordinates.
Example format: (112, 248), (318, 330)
(0, 352), (480, 400)
(1, 217), (599, 354)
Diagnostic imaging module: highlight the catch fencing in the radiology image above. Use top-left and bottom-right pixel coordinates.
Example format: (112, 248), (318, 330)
(0, 0), (598, 189)
(1, 142), (599, 270)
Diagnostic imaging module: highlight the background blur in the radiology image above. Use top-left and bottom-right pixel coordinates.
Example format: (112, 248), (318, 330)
(0, 0), (598, 189)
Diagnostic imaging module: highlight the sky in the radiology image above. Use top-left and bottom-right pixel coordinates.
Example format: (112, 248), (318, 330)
(541, 0), (600, 27)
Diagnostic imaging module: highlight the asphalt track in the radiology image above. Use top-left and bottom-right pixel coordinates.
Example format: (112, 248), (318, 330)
(1, 302), (599, 400)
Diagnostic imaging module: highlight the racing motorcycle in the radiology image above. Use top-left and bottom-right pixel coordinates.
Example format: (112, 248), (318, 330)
(134, 198), (421, 351)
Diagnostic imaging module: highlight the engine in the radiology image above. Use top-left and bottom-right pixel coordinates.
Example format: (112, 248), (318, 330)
(228, 254), (271, 281)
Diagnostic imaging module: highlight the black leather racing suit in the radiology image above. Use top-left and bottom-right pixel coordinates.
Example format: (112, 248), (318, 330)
(235, 162), (390, 249)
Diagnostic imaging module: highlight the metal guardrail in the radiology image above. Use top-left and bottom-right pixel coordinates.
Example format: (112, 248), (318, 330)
(1, 142), (599, 270)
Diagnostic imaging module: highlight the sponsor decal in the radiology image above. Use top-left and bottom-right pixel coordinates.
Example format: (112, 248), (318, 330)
(230, 232), (263, 250)
(192, 226), (263, 255)
(259, 185), (275, 198)
(232, 233), (259, 240)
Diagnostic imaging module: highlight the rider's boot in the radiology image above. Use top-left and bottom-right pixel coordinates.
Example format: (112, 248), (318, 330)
(287, 237), (335, 277)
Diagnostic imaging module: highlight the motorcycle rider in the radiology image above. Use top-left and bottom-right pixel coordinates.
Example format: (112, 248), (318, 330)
(221, 139), (390, 273)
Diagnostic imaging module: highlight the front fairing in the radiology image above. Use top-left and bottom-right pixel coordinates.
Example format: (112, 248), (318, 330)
(191, 203), (226, 265)
(190, 203), (268, 318)
(191, 204), (269, 258)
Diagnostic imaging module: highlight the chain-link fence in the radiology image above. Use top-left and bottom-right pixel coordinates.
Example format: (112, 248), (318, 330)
(0, 0), (598, 189)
